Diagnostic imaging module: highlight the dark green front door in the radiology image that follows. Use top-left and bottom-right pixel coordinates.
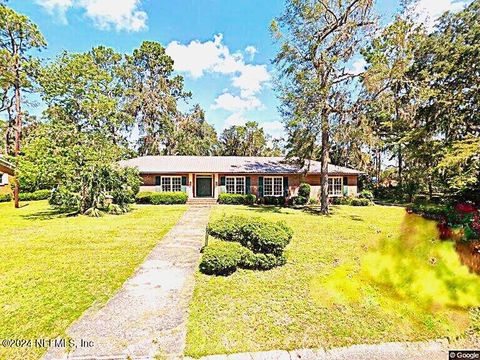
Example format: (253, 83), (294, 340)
(196, 177), (212, 197)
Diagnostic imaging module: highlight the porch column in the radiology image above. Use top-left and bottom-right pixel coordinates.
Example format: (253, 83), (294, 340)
(214, 173), (219, 199)
(188, 173), (194, 198)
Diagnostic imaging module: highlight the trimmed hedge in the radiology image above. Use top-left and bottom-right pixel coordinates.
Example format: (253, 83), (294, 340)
(218, 193), (256, 205)
(0, 193), (11, 203)
(207, 215), (293, 256)
(289, 196), (308, 206)
(350, 198), (371, 206)
(19, 189), (51, 201)
(199, 242), (246, 275)
(199, 241), (288, 276)
(136, 191), (188, 204)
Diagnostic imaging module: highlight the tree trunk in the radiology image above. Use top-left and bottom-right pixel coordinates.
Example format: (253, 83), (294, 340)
(13, 44), (21, 209)
(320, 112), (329, 215)
(398, 145), (403, 189)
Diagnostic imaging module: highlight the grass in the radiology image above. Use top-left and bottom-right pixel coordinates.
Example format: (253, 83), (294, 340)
(186, 205), (480, 357)
(0, 200), (186, 360)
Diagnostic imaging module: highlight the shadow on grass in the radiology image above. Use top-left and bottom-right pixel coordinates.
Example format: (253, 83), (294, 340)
(245, 205), (285, 214)
(302, 205), (339, 216)
(21, 209), (77, 220)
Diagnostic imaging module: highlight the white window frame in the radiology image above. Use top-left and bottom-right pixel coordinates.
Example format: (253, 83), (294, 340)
(225, 176), (245, 194)
(328, 176), (343, 197)
(0, 173), (7, 186)
(161, 176), (182, 192)
(264, 176), (283, 197)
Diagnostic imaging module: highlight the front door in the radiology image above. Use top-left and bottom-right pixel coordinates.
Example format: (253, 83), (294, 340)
(196, 177), (213, 197)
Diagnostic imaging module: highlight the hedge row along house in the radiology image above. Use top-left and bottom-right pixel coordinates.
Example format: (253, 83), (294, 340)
(120, 156), (361, 202)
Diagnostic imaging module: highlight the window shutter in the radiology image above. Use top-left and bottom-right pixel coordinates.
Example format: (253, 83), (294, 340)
(259, 176), (264, 197)
(283, 176), (289, 197)
(343, 176), (348, 185)
(182, 176), (187, 186)
(220, 176), (226, 186)
(155, 176), (161, 186)
(245, 177), (251, 194)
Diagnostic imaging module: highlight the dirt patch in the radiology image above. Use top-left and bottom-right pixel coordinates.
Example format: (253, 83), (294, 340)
(455, 240), (480, 274)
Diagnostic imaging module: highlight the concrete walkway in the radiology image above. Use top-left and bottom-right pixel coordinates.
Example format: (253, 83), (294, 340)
(43, 205), (212, 360)
(186, 339), (451, 360)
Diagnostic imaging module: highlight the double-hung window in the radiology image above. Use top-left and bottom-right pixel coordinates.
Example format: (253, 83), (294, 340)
(328, 177), (343, 196)
(161, 176), (182, 192)
(225, 177), (245, 194)
(264, 177), (283, 197)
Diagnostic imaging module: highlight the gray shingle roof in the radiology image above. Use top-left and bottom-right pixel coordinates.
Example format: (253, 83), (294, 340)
(119, 156), (361, 175)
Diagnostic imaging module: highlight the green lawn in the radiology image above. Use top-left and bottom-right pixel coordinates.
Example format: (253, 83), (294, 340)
(186, 205), (480, 357)
(0, 200), (186, 360)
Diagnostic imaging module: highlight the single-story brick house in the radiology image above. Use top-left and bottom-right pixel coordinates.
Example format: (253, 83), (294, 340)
(120, 156), (361, 200)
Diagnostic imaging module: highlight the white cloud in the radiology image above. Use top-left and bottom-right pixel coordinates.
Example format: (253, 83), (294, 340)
(223, 114), (285, 139)
(413, 0), (468, 30)
(166, 34), (271, 97)
(232, 64), (270, 97)
(211, 93), (262, 112)
(224, 113), (247, 128)
(35, 0), (147, 31)
(245, 45), (257, 60)
(261, 120), (285, 139)
(35, 0), (73, 23)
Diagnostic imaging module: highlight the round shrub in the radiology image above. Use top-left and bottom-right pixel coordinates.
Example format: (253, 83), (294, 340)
(298, 183), (311, 198)
(199, 241), (245, 276)
(359, 190), (374, 201)
(207, 215), (249, 241)
(240, 219), (292, 256)
(244, 193), (256, 205)
(251, 253), (278, 270)
(350, 198), (371, 206)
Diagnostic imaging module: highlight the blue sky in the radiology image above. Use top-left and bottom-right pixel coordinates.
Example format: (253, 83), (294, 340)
(7, 0), (470, 139)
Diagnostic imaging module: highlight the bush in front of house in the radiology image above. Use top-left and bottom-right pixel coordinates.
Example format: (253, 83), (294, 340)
(0, 193), (11, 202)
(218, 193), (256, 205)
(350, 198), (372, 206)
(262, 196), (285, 206)
(298, 183), (311, 198)
(358, 190), (374, 201)
(289, 196), (308, 206)
(331, 196), (352, 205)
(135, 191), (188, 205)
(19, 189), (51, 201)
